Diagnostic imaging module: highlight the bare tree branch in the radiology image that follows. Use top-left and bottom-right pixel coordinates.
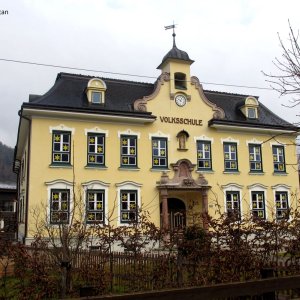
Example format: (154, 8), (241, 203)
(263, 20), (300, 106)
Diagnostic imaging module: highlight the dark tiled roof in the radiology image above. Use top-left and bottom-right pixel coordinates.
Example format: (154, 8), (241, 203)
(24, 72), (298, 131)
(27, 73), (155, 115)
(203, 90), (297, 130)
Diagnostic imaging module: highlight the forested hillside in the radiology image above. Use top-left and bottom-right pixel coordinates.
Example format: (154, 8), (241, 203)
(0, 142), (16, 183)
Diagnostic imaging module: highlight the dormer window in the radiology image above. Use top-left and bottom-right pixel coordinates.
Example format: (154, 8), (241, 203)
(91, 91), (102, 104)
(240, 96), (259, 120)
(247, 107), (256, 119)
(174, 72), (186, 90)
(86, 78), (107, 105)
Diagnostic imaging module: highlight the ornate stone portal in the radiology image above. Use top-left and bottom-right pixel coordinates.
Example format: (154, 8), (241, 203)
(156, 159), (210, 230)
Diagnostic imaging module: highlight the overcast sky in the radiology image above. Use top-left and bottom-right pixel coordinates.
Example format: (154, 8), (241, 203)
(1, 0), (300, 147)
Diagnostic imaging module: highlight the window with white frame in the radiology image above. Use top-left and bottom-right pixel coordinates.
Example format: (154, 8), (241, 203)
(272, 145), (286, 173)
(120, 190), (138, 223)
(45, 179), (73, 225)
(249, 144), (263, 172)
(224, 143), (238, 171)
(82, 180), (109, 225)
(120, 135), (137, 167)
(251, 191), (265, 219)
(50, 189), (70, 224)
(116, 181), (141, 225)
(152, 137), (168, 168)
(86, 190), (105, 224)
(226, 191), (241, 219)
(275, 191), (289, 219)
(52, 131), (71, 164)
(197, 141), (212, 171)
(87, 133), (105, 166)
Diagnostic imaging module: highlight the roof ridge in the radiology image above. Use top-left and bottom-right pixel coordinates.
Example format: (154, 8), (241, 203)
(57, 72), (154, 86)
(204, 89), (259, 98)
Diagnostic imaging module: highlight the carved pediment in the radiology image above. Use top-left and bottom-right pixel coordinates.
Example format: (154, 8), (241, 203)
(156, 159), (209, 190)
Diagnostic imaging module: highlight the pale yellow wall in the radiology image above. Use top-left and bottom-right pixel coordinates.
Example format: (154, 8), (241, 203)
(23, 61), (299, 239)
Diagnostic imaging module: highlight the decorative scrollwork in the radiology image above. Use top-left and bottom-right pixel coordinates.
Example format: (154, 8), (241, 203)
(191, 76), (225, 119)
(133, 100), (147, 112)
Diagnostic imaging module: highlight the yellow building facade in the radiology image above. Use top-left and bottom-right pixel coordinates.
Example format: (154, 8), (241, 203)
(14, 38), (299, 244)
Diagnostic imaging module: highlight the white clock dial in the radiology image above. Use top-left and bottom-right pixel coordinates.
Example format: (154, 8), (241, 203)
(175, 94), (187, 107)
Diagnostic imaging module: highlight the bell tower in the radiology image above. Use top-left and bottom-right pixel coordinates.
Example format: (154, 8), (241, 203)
(157, 25), (194, 101)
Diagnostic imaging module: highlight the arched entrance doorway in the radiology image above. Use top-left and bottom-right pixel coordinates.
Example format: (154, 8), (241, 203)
(160, 198), (186, 230)
(157, 159), (211, 230)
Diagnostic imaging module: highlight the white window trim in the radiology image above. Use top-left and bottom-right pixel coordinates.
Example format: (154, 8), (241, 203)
(149, 131), (170, 141)
(118, 129), (140, 139)
(270, 143), (286, 173)
(269, 141), (286, 148)
(246, 139), (263, 146)
(271, 184), (291, 220)
(82, 180), (110, 225)
(85, 127), (109, 137)
(221, 183), (243, 217)
(49, 124), (75, 134)
(194, 135), (214, 144)
(115, 181), (142, 226)
(221, 137), (239, 145)
(45, 179), (74, 225)
(247, 183), (268, 219)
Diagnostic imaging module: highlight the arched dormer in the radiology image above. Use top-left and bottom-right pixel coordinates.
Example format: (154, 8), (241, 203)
(86, 78), (107, 104)
(240, 96), (259, 119)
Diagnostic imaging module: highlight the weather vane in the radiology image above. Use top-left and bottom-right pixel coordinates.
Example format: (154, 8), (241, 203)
(164, 22), (177, 47)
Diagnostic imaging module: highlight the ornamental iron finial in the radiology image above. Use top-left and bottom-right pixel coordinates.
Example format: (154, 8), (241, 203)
(164, 22), (177, 47)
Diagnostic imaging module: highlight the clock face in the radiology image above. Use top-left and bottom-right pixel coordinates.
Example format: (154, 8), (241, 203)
(175, 94), (187, 107)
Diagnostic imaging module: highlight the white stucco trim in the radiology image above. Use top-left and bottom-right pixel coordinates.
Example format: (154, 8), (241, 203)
(149, 131), (170, 141)
(49, 124), (75, 134)
(84, 127), (109, 137)
(221, 137), (239, 145)
(246, 138), (264, 146)
(118, 129), (141, 139)
(194, 135), (214, 143)
(269, 141), (286, 148)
